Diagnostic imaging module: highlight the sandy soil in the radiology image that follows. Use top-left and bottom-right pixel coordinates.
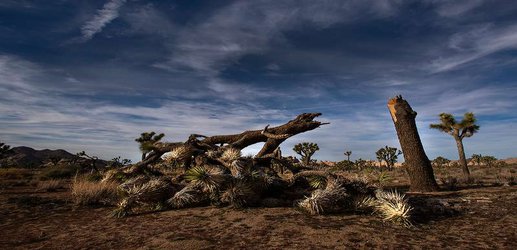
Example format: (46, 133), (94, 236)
(1, 180), (516, 249)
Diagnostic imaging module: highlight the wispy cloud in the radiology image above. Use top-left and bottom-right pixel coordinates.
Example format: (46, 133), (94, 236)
(80, 0), (126, 40)
(158, 0), (402, 76)
(427, 24), (517, 73)
(431, 0), (485, 17)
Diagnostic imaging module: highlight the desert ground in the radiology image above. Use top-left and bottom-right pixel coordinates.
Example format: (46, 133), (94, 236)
(1, 165), (516, 249)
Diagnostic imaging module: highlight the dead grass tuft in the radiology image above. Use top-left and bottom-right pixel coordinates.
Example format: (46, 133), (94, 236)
(0, 168), (33, 179)
(38, 179), (62, 192)
(70, 177), (119, 205)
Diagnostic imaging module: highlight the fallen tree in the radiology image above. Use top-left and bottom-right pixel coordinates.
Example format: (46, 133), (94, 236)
(93, 112), (415, 226)
(128, 113), (328, 174)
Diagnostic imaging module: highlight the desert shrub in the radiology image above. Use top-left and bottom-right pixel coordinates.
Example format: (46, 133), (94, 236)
(70, 177), (119, 205)
(38, 179), (62, 192)
(441, 176), (458, 190)
(39, 165), (79, 180)
(495, 171), (516, 186)
(494, 161), (508, 168)
(376, 172), (392, 188)
(84, 172), (103, 182)
(0, 168), (33, 179)
(334, 160), (355, 171)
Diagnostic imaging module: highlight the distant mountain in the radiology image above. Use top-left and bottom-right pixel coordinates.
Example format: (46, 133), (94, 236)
(0, 146), (104, 168)
(503, 158), (517, 164)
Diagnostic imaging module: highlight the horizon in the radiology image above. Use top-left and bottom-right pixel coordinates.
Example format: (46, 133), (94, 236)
(1, 0), (516, 163)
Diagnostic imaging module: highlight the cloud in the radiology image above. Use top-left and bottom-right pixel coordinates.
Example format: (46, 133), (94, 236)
(431, 0), (485, 17)
(80, 0), (126, 40)
(159, 0), (402, 76)
(427, 24), (517, 72)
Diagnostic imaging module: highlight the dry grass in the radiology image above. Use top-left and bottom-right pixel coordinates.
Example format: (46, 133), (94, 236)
(38, 179), (62, 192)
(0, 168), (33, 179)
(70, 177), (119, 205)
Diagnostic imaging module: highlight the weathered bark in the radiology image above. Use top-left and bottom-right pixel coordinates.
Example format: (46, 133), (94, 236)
(201, 113), (328, 157)
(454, 137), (471, 177)
(387, 96), (439, 192)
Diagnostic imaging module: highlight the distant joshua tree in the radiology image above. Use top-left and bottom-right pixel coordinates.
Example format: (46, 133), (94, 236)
(471, 154), (483, 166)
(430, 112), (479, 177)
(0, 141), (13, 159)
(109, 156), (132, 168)
(135, 132), (165, 160)
(376, 146), (402, 170)
(293, 142), (319, 166)
(432, 156), (450, 168)
(481, 155), (497, 167)
(344, 150), (352, 161)
(77, 151), (99, 173)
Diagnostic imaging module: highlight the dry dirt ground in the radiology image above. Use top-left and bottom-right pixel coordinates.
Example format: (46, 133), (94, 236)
(1, 178), (516, 250)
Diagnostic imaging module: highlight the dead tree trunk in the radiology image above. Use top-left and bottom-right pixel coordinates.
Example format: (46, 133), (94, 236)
(387, 96), (439, 192)
(201, 113), (328, 157)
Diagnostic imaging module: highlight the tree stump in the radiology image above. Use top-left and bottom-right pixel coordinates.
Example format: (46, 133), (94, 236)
(388, 96), (439, 192)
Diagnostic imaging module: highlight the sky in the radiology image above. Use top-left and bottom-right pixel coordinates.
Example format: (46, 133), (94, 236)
(1, 0), (516, 162)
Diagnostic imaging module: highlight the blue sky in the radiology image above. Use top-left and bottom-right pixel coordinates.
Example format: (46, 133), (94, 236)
(1, 0), (516, 162)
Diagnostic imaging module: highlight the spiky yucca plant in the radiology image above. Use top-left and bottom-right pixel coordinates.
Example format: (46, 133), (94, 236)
(220, 180), (256, 208)
(164, 146), (190, 162)
(373, 190), (412, 226)
(309, 175), (327, 189)
(167, 185), (204, 208)
(220, 147), (241, 162)
(185, 166), (227, 193)
(298, 180), (348, 215)
(112, 177), (174, 217)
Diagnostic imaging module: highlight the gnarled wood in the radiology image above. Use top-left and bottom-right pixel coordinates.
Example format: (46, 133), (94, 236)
(129, 113), (327, 173)
(202, 113), (328, 157)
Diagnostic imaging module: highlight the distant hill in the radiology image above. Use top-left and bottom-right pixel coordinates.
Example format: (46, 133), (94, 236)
(503, 158), (517, 164)
(0, 146), (105, 168)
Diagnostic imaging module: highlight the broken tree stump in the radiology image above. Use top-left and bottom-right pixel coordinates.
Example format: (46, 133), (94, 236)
(388, 96), (439, 192)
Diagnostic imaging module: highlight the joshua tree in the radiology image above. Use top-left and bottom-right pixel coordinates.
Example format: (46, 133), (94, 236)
(432, 156), (450, 168)
(387, 96), (439, 192)
(0, 142), (13, 159)
(471, 154), (483, 166)
(430, 112), (479, 177)
(376, 146), (402, 170)
(135, 132), (165, 160)
(293, 142), (319, 166)
(109, 156), (132, 168)
(344, 150), (352, 161)
(77, 151), (99, 173)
